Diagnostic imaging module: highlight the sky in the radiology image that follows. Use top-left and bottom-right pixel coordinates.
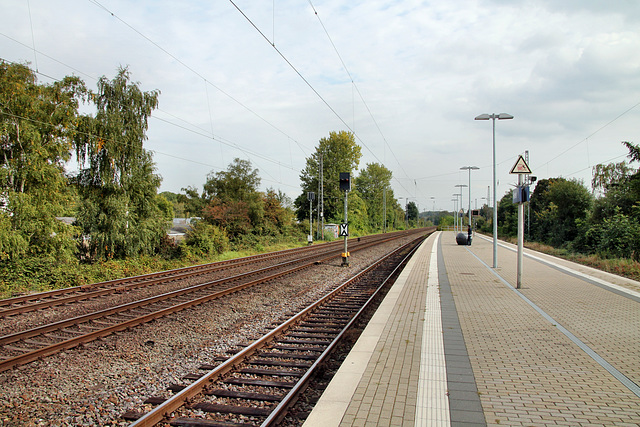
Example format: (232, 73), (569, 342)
(1, 0), (639, 213)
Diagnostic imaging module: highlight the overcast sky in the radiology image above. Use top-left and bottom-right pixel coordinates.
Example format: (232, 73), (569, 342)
(2, 0), (639, 212)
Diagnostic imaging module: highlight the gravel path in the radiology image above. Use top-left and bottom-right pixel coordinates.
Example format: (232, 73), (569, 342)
(0, 238), (414, 426)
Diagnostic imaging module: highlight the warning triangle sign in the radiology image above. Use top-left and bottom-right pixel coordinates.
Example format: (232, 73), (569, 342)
(510, 155), (532, 174)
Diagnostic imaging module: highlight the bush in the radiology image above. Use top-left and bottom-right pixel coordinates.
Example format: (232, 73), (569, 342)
(184, 221), (230, 255)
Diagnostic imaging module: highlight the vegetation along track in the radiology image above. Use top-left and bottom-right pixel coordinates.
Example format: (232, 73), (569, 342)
(0, 229), (432, 373)
(0, 234), (381, 318)
(122, 232), (429, 426)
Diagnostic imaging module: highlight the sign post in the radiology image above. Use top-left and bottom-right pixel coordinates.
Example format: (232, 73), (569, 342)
(510, 155), (532, 289)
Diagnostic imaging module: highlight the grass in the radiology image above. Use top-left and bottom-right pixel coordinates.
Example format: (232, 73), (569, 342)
(478, 233), (640, 282)
(0, 239), (305, 300)
(523, 241), (640, 282)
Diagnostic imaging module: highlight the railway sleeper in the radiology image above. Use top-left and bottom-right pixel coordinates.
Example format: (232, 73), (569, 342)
(169, 417), (246, 427)
(257, 351), (318, 360)
(60, 328), (86, 335)
(278, 338), (332, 345)
(239, 367), (303, 377)
(223, 377), (296, 388)
(287, 331), (337, 339)
(204, 388), (283, 402)
(251, 359), (312, 368)
(271, 344), (324, 352)
(191, 401), (273, 417)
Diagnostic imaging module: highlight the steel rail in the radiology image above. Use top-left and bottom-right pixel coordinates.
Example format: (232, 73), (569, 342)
(0, 249), (342, 372)
(128, 233), (428, 427)
(0, 237), (347, 317)
(0, 229), (429, 372)
(0, 231), (408, 318)
(261, 236), (425, 426)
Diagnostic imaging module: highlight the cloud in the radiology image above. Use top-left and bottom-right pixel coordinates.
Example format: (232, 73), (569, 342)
(1, 0), (638, 210)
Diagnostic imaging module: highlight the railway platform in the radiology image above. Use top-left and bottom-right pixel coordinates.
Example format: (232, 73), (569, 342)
(303, 231), (640, 426)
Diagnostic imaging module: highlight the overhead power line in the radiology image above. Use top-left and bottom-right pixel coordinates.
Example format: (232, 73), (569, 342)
(87, 0), (311, 159)
(228, 0), (415, 197)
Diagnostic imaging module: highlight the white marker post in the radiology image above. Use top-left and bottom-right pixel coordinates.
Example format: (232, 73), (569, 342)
(510, 155), (532, 289)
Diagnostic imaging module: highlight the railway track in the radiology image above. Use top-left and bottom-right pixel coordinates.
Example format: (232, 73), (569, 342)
(0, 229), (433, 373)
(123, 232), (428, 426)
(0, 235), (356, 318)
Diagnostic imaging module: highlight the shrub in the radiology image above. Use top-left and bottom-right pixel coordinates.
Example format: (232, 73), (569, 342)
(184, 221), (229, 255)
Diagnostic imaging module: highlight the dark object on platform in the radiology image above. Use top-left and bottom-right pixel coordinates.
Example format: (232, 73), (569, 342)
(456, 233), (468, 245)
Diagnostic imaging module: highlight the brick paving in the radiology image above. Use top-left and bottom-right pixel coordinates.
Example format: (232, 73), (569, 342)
(305, 231), (640, 426)
(442, 233), (640, 426)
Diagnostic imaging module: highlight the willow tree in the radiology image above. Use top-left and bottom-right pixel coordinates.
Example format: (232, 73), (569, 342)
(74, 67), (164, 260)
(0, 61), (85, 260)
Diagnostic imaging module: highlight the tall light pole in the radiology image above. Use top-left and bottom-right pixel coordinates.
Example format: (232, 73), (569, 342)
(452, 193), (462, 232)
(475, 113), (513, 268)
(455, 184), (467, 227)
(460, 166), (479, 230)
(451, 198), (457, 231)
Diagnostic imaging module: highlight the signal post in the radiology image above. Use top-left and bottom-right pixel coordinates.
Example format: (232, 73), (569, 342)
(339, 172), (350, 267)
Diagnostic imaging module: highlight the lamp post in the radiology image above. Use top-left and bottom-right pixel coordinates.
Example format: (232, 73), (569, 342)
(451, 198), (457, 232)
(452, 193), (461, 232)
(460, 166), (479, 231)
(455, 184), (467, 227)
(475, 113), (513, 268)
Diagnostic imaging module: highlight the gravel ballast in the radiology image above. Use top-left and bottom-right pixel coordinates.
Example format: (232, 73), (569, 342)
(0, 237), (416, 426)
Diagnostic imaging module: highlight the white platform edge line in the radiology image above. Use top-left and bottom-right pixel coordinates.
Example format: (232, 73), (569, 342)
(302, 233), (438, 427)
(415, 232), (450, 426)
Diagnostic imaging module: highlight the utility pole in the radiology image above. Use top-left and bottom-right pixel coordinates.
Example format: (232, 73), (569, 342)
(319, 152), (324, 239)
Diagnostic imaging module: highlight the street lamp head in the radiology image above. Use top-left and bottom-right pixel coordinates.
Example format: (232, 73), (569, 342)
(475, 113), (514, 120)
(460, 166), (480, 171)
(455, 184), (468, 188)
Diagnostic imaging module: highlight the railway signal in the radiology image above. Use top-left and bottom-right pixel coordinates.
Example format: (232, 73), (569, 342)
(340, 173), (350, 266)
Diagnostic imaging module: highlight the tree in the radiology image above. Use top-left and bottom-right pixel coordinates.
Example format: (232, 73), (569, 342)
(354, 163), (393, 231)
(407, 201), (419, 226)
(263, 188), (296, 237)
(74, 67), (165, 260)
(177, 186), (206, 218)
(295, 131), (362, 223)
(497, 191), (518, 237)
(201, 158), (264, 238)
(0, 61), (86, 260)
(530, 178), (592, 247)
(575, 141), (640, 259)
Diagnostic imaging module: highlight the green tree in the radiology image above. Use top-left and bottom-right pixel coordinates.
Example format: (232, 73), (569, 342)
(347, 191), (368, 234)
(177, 185), (206, 218)
(74, 67), (165, 260)
(263, 188), (296, 237)
(497, 191), (518, 237)
(407, 201), (418, 226)
(574, 141), (640, 259)
(354, 163), (393, 231)
(295, 131), (362, 223)
(530, 178), (592, 247)
(201, 158), (264, 238)
(0, 61), (86, 260)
